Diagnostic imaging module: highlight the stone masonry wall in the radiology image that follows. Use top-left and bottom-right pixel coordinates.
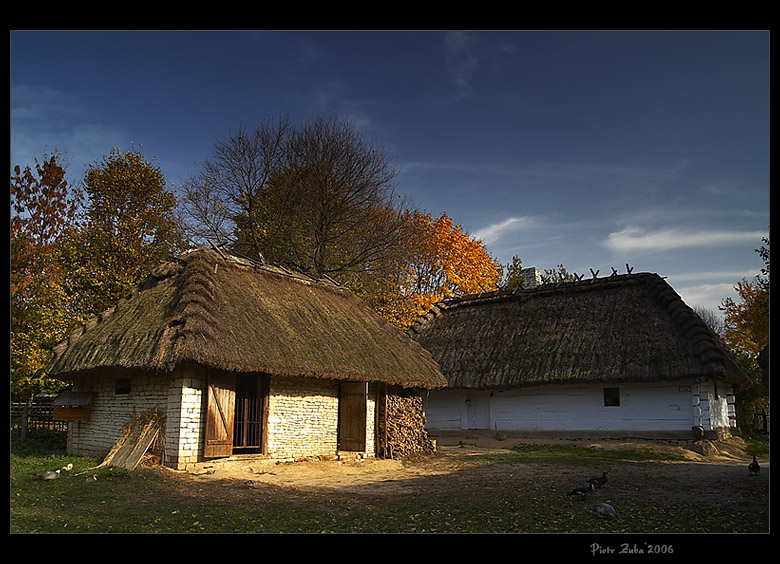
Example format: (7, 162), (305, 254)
(70, 370), (379, 468)
(166, 366), (207, 468)
(692, 380), (737, 439)
(266, 376), (378, 460)
(70, 372), (172, 460)
(266, 376), (340, 459)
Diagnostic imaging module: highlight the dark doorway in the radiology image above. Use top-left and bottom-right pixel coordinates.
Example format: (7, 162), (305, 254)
(233, 374), (268, 454)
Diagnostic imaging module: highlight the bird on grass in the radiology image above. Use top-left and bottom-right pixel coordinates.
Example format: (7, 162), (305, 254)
(62, 463), (73, 472)
(84, 475), (98, 484)
(593, 503), (618, 520)
(35, 469), (61, 481)
(588, 471), (609, 488)
(749, 455), (760, 476)
(567, 482), (595, 499)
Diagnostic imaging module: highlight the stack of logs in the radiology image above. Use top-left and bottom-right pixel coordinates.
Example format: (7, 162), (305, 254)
(379, 392), (435, 459)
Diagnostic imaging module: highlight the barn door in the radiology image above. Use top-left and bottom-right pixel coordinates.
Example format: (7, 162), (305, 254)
(339, 381), (367, 452)
(204, 371), (236, 459)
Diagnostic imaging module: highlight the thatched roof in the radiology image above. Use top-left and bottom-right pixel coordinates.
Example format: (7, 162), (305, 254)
(409, 272), (749, 390)
(46, 248), (446, 389)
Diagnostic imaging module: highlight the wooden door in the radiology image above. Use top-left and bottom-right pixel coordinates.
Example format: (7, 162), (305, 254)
(204, 371), (236, 459)
(339, 381), (367, 452)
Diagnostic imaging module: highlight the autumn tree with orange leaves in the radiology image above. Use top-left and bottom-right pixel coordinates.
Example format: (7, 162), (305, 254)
(363, 211), (501, 328)
(719, 237), (769, 426)
(719, 238), (769, 356)
(11, 153), (83, 398)
(11, 148), (186, 399)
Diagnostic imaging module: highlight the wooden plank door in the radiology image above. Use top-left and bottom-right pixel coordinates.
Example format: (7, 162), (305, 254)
(339, 381), (367, 452)
(204, 371), (236, 459)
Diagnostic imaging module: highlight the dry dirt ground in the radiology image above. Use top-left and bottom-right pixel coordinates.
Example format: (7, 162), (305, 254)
(168, 435), (769, 515)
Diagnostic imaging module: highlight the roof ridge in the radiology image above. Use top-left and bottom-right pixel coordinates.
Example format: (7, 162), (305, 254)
(408, 272), (659, 335)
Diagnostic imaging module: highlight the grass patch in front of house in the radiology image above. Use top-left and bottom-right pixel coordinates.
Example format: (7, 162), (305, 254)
(499, 443), (691, 464)
(11, 433), (768, 534)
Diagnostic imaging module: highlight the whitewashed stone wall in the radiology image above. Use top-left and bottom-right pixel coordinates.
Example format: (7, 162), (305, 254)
(424, 379), (739, 436)
(266, 376), (340, 459)
(69, 370), (378, 469)
(166, 367), (207, 468)
(69, 372), (173, 460)
(693, 381), (736, 438)
(265, 376), (377, 460)
(366, 383), (377, 456)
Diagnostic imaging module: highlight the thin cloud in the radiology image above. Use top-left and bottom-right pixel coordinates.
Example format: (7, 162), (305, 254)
(444, 31), (479, 96)
(666, 269), (762, 283)
(473, 216), (536, 245)
(442, 32), (516, 100)
(675, 282), (739, 312)
(604, 226), (766, 254)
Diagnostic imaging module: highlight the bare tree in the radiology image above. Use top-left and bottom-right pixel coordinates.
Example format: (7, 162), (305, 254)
(265, 116), (406, 277)
(179, 115), (292, 255)
(693, 304), (725, 338)
(180, 115), (409, 279)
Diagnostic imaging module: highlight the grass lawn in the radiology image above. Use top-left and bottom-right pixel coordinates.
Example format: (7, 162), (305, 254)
(10, 430), (769, 535)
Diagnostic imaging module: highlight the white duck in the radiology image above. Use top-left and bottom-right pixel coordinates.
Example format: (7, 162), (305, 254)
(35, 469), (61, 481)
(593, 503), (618, 520)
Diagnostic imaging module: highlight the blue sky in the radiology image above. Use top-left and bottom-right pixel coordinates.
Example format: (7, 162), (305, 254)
(10, 30), (769, 317)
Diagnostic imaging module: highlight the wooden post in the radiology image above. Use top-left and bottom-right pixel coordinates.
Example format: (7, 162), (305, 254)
(21, 402), (29, 441)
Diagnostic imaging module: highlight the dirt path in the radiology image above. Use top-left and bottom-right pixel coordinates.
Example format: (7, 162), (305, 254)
(170, 435), (768, 511)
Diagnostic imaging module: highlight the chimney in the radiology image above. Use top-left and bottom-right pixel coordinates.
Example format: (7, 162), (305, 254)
(523, 267), (541, 289)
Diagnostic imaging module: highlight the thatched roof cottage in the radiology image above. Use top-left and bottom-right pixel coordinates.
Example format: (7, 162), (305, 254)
(46, 248), (445, 468)
(409, 269), (750, 440)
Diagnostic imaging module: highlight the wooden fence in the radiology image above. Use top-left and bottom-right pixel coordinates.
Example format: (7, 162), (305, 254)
(752, 409), (770, 436)
(11, 396), (68, 434)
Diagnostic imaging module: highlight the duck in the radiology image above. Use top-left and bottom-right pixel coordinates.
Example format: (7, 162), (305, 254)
(593, 503), (618, 520)
(35, 469), (61, 481)
(567, 482), (595, 499)
(588, 471), (609, 488)
(84, 475), (98, 484)
(749, 455), (760, 476)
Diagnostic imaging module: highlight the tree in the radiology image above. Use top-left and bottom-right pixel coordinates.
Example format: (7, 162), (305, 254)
(263, 116), (406, 277)
(11, 152), (83, 398)
(181, 115), (408, 279)
(541, 264), (578, 284)
(720, 237), (769, 358)
(365, 211), (501, 328)
(499, 255), (525, 290)
(719, 237), (770, 430)
(180, 116), (292, 252)
(63, 148), (186, 317)
(692, 305), (725, 338)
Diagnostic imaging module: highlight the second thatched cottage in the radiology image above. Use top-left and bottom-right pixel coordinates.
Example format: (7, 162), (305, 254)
(46, 248), (446, 469)
(409, 268), (750, 439)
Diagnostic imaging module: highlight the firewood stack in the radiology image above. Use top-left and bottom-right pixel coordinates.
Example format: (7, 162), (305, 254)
(380, 393), (435, 459)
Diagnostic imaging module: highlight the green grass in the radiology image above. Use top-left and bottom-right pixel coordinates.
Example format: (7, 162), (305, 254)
(11, 432), (769, 534)
(505, 443), (690, 463)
